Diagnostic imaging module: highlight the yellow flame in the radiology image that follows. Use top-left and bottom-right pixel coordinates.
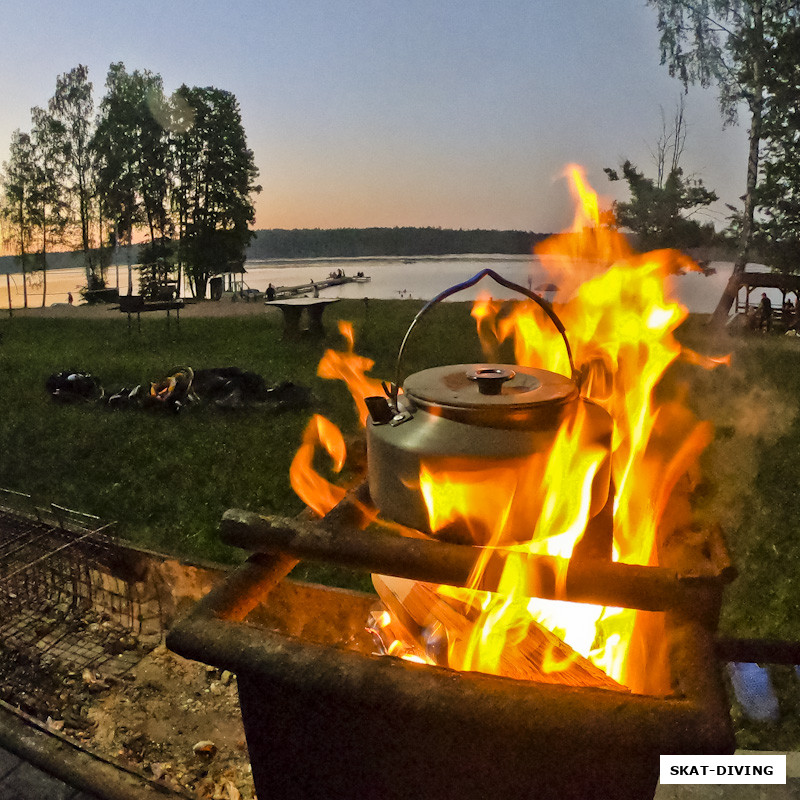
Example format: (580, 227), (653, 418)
(387, 169), (719, 691)
(293, 165), (726, 694)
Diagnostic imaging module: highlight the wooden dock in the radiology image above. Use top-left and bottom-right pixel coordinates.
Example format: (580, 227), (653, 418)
(272, 274), (370, 300)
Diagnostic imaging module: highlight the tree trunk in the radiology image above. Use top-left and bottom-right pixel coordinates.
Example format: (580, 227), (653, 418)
(21, 260), (28, 309)
(41, 221), (47, 308)
(19, 198), (28, 309)
(711, 2), (764, 327)
(41, 253), (47, 308)
(81, 189), (92, 287)
(98, 209), (105, 288)
(78, 170), (93, 287)
(710, 109), (763, 325)
(127, 229), (134, 296)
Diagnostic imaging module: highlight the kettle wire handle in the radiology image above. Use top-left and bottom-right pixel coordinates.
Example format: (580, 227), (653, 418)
(390, 268), (577, 409)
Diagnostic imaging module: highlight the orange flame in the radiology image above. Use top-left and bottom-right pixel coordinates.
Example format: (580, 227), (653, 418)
(292, 165), (726, 695)
(290, 322), (386, 515)
(289, 414), (346, 517)
(317, 321), (384, 426)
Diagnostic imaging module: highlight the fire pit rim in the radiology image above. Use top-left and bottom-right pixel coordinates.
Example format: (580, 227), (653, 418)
(166, 552), (735, 757)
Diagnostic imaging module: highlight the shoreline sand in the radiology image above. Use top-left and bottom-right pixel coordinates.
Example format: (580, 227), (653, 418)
(3, 299), (282, 320)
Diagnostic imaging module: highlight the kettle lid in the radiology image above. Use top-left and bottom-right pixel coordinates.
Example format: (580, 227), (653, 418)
(403, 363), (578, 427)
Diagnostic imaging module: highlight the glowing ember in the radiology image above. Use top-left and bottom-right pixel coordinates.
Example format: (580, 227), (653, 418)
(290, 165), (725, 695)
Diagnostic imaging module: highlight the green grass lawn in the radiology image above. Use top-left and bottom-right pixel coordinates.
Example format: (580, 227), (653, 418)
(674, 318), (800, 750)
(0, 299), (486, 573)
(1, 306), (798, 614)
(674, 318), (800, 644)
(1, 303), (799, 746)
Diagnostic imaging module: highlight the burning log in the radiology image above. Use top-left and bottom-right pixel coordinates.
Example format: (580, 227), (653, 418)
(372, 574), (628, 691)
(220, 504), (733, 613)
(211, 484), (373, 622)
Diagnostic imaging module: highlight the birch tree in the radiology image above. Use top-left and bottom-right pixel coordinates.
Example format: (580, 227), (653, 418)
(93, 63), (174, 294)
(49, 65), (98, 286)
(30, 107), (70, 305)
(1, 131), (37, 307)
(647, 0), (798, 323)
(753, 19), (800, 273)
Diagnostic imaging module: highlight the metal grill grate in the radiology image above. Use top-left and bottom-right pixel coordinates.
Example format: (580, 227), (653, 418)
(0, 491), (166, 677)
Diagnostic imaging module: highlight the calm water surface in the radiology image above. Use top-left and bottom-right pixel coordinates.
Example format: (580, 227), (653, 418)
(3, 254), (737, 314)
(242, 254), (736, 314)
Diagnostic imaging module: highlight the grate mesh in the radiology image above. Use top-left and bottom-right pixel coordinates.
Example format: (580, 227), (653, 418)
(0, 490), (166, 677)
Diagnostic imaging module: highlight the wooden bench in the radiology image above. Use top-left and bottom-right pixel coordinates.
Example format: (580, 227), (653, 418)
(265, 297), (339, 339)
(119, 296), (184, 331)
(84, 287), (121, 304)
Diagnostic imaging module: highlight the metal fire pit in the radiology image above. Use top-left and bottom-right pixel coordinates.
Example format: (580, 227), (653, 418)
(167, 485), (735, 800)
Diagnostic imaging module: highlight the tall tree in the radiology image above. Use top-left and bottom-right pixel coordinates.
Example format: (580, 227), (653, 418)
(93, 63), (173, 294)
(605, 99), (718, 250)
(30, 107), (70, 306)
(94, 64), (139, 294)
(650, 96), (689, 188)
(1, 131), (37, 308)
(647, 0), (798, 323)
(605, 160), (718, 250)
(173, 86), (260, 298)
(48, 65), (98, 287)
(168, 92), (198, 297)
(752, 18), (800, 273)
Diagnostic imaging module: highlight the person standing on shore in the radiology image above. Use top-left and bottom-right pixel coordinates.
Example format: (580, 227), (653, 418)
(758, 292), (772, 331)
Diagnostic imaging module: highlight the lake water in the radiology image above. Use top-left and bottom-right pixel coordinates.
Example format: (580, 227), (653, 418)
(242, 254), (736, 313)
(2, 253), (737, 314)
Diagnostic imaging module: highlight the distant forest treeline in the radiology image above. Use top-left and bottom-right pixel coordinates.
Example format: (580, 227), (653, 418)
(246, 227), (551, 260)
(1, 227), (551, 273)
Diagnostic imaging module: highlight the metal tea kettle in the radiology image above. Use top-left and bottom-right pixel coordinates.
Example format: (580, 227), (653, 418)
(365, 269), (615, 559)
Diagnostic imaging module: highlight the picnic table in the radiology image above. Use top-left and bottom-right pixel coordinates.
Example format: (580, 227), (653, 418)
(266, 297), (339, 339)
(118, 296), (184, 331)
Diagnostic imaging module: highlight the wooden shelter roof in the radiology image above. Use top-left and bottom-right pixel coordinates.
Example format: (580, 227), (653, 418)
(735, 271), (800, 292)
(212, 260), (247, 277)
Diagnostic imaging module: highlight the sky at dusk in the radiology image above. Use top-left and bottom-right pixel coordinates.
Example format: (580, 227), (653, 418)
(1, 0), (750, 235)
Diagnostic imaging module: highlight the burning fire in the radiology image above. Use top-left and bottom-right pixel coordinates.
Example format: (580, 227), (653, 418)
(290, 165), (723, 695)
(317, 321), (384, 426)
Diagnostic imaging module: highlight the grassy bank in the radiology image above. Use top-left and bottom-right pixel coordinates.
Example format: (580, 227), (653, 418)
(674, 318), (800, 750)
(1, 305), (798, 618)
(1, 302), (799, 744)
(0, 300), (484, 572)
